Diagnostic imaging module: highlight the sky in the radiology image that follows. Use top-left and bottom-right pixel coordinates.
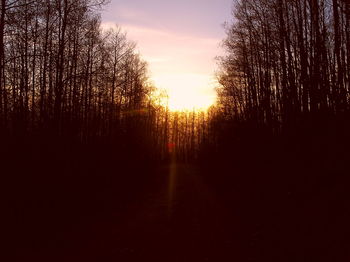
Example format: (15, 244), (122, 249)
(101, 0), (233, 110)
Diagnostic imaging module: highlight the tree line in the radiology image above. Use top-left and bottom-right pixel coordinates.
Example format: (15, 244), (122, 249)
(198, 2), (350, 259)
(3, 0), (349, 163)
(0, 0), (216, 163)
(217, 0), (350, 132)
(0, 0), (161, 150)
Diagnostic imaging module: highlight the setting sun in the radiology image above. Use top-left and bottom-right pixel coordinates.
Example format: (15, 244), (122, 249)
(153, 73), (217, 111)
(101, 2), (224, 113)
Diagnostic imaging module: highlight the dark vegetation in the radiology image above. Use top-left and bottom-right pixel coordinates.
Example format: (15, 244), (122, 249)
(2, 0), (350, 261)
(0, 0), (165, 259)
(198, 0), (350, 260)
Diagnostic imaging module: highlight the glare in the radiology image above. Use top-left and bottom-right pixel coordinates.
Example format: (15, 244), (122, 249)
(153, 73), (216, 111)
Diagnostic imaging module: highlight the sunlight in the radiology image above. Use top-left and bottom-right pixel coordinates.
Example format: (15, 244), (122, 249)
(152, 73), (217, 111)
(101, 23), (219, 112)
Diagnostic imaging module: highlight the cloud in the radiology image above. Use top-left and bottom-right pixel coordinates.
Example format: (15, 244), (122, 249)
(101, 22), (222, 69)
(115, 7), (147, 20)
(101, 0), (233, 38)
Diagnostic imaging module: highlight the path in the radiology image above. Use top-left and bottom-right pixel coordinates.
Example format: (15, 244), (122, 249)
(11, 162), (241, 261)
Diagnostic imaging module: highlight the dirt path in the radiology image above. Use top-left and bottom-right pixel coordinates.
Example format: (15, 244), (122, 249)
(96, 163), (240, 261)
(11, 163), (240, 261)
(103, 163), (239, 261)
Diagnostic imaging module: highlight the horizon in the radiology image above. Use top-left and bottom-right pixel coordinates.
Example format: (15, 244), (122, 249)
(101, 0), (233, 110)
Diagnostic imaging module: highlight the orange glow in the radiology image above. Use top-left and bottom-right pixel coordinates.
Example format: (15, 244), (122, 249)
(101, 24), (219, 112)
(153, 73), (216, 111)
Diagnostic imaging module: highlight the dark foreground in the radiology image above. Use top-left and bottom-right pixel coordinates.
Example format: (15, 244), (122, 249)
(5, 159), (238, 261)
(3, 139), (350, 261)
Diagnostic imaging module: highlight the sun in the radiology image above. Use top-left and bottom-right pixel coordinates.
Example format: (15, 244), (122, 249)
(153, 73), (217, 111)
(166, 88), (215, 111)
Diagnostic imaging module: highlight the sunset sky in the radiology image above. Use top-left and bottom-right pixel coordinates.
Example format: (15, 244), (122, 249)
(101, 0), (233, 110)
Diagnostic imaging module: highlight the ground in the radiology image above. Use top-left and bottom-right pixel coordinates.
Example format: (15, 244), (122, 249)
(8, 163), (239, 261)
(6, 156), (350, 261)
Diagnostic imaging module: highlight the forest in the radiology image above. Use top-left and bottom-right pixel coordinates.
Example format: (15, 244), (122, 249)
(2, 0), (350, 261)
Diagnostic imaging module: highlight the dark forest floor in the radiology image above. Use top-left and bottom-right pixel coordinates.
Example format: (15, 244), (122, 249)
(3, 139), (350, 261)
(5, 159), (240, 261)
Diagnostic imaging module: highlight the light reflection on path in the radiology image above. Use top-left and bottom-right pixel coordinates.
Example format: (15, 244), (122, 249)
(167, 152), (177, 217)
(101, 162), (239, 261)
